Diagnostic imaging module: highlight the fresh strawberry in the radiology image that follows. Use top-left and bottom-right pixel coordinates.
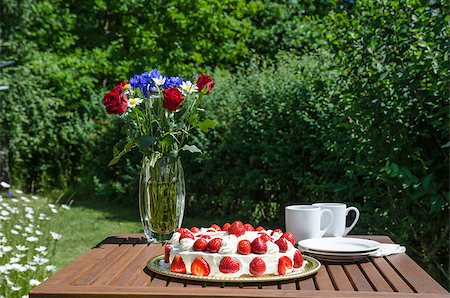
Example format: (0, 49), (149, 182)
(206, 229), (216, 232)
(293, 249), (304, 268)
(251, 237), (268, 254)
(164, 244), (171, 263)
(177, 228), (189, 234)
(211, 223), (221, 231)
(243, 223), (254, 231)
(191, 256), (210, 276)
(170, 255), (186, 274)
(190, 227), (200, 233)
(228, 220), (245, 237)
(249, 257), (266, 276)
(206, 237), (223, 253)
(219, 256), (240, 273)
(278, 256), (293, 275)
(193, 238), (208, 251)
(255, 226), (265, 231)
(282, 232), (295, 245)
(274, 237), (289, 253)
(259, 233), (273, 243)
(271, 228), (283, 235)
(237, 239), (251, 255)
(179, 232), (194, 240)
(221, 222), (231, 231)
(201, 235), (211, 240)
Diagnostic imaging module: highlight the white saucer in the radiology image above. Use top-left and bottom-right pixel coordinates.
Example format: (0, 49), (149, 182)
(298, 237), (380, 254)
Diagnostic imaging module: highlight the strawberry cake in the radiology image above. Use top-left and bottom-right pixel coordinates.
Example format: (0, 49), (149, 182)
(162, 221), (305, 277)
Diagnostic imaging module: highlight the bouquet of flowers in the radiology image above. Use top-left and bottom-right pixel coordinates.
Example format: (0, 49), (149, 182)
(101, 69), (216, 242)
(102, 69), (216, 167)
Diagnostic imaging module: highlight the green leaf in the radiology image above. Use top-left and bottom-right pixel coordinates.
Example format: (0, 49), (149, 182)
(442, 141), (450, 148)
(189, 114), (199, 126)
(113, 147), (119, 157)
(124, 139), (136, 151)
(181, 144), (202, 154)
(108, 156), (121, 166)
(138, 135), (157, 150)
(196, 119), (217, 132)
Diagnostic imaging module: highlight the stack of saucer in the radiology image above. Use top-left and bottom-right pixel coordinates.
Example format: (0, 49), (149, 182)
(297, 237), (380, 263)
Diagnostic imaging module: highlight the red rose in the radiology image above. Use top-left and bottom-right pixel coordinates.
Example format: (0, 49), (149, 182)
(196, 74), (215, 94)
(102, 90), (128, 114)
(163, 88), (184, 111)
(113, 81), (128, 92)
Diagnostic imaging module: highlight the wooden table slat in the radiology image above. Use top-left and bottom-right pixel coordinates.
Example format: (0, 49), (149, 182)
(359, 259), (394, 292)
(314, 264), (335, 290)
(385, 253), (448, 294)
(325, 264), (354, 291)
(343, 263), (374, 292)
(371, 257), (414, 293)
(129, 245), (164, 286)
(300, 276), (317, 290)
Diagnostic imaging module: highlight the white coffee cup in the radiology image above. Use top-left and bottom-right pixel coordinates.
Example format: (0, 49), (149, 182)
(312, 203), (360, 237)
(285, 205), (334, 242)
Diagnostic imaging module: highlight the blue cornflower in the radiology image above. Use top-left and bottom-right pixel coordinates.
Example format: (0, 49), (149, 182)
(129, 74), (141, 88)
(164, 76), (183, 88)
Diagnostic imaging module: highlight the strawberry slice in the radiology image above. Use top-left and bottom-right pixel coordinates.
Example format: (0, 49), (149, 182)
(274, 237), (289, 253)
(228, 221), (245, 237)
(251, 237), (268, 254)
(206, 237), (223, 253)
(191, 256), (210, 276)
(164, 244), (171, 263)
(177, 228), (189, 234)
(255, 226), (265, 231)
(219, 256), (240, 273)
(282, 232), (295, 245)
(249, 257), (266, 276)
(193, 238), (208, 251)
(170, 255), (186, 274)
(237, 239), (251, 255)
(243, 223), (254, 231)
(293, 249), (304, 268)
(271, 228), (283, 235)
(211, 223), (221, 231)
(221, 222), (231, 231)
(278, 256), (293, 275)
(258, 233), (273, 243)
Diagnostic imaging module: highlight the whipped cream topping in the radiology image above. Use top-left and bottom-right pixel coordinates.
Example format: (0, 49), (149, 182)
(266, 241), (280, 254)
(169, 232), (181, 245)
(179, 238), (195, 251)
(218, 235), (238, 254)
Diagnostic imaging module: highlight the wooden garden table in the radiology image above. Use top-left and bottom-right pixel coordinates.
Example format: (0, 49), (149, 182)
(30, 234), (449, 298)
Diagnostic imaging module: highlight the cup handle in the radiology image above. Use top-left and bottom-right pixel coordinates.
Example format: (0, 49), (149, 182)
(319, 209), (333, 237)
(344, 207), (360, 236)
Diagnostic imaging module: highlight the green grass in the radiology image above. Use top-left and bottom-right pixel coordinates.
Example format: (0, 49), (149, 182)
(53, 199), (228, 269)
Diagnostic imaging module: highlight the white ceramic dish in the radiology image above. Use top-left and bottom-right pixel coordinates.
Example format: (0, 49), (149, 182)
(297, 237), (380, 253)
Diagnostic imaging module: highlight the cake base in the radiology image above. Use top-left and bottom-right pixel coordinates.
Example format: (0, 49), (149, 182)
(147, 254), (321, 283)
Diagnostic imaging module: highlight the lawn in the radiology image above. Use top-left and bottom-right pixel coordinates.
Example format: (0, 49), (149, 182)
(53, 199), (227, 269)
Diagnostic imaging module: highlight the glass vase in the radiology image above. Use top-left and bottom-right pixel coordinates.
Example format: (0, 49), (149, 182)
(139, 156), (185, 243)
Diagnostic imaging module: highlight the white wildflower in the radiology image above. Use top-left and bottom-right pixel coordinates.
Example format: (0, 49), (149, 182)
(128, 97), (143, 108)
(25, 227), (33, 233)
(35, 230), (43, 236)
(38, 213), (47, 220)
(15, 189), (23, 194)
(61, 204), (70, 210)
(50, 208), (58, 214)
(26, 236), (39, 242)
(35, 246), (47, 253)
(21, 196), (30, 203)
(25, 206), (34, 214)
(0, 181), (10, 188)
(1, 210), (9, 216)
(9, 256), (21, 263)
(48, 203), (56, 208)
(29, 279), (40, 286)
(25, 213), (34, 220)
(2, 246), (12, 253)
(32, 255), (49, 265)
(28, 265), (37, 272)
(32, 195), (39, 200)
(11, 285), (22, 291)
(11, 198), (19, 203)
(11, 229), (18, 235)
(50, 231), (61, 240)
(14, 224), (22, 230)
(152, 75), (166, 86)
(22, 295), (29, 298)
(45, 265), (56, 272)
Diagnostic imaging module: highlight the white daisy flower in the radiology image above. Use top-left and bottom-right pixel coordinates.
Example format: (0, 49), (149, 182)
(61, 204), (70, 210)
(9, 257), (21, 263)
(25, 207), (34, 214)
(35, 230), (43, 236)
(11, 229), (18, 235)
(32, 255), (49, 265)
(127, 97), (143, 108)
(26, 236), (39, 242)
(152, 76), (166, 86)
(25, 213), (34, 220)
(20, 196), (30, 203)
(25, 227), (33, 233)
(180, 80), (198, 93)
(48, 204), (56, 208)
(50, 231), (61, 240)
(1, 210), (9, 216)
(50, 208), (58, 214)
(14, 224), (22, 230)
(11, 285), (21, 291)
(29, 279), (40, 286)
(28, 265), (37, 272)
(11, 198), (18, 203)
(15, 189), (23, 194)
